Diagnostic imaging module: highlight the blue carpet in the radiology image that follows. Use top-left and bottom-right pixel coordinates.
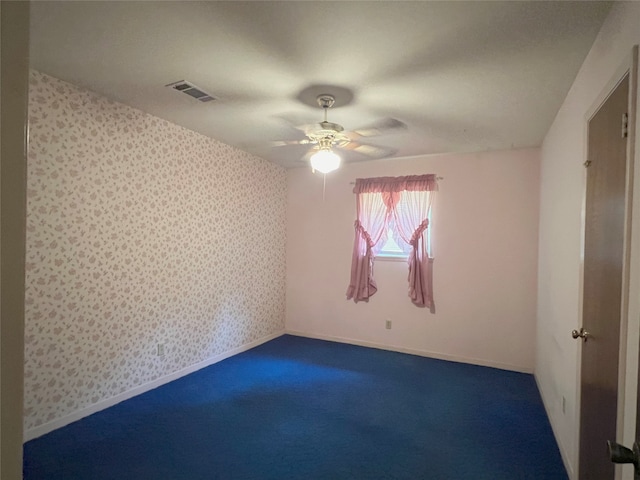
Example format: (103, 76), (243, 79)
(24, 335), (567, 479)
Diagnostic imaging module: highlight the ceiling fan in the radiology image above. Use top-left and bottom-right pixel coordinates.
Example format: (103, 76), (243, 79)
(273, 94), (407, 173)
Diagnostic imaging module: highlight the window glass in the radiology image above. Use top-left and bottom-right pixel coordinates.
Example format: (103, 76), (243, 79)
(377, 219), (409, 258)
(376, 206), (432, 259)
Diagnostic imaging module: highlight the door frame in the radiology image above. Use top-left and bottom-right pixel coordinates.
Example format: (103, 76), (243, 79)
(0, 2), (30, 478)
(575, 46), (638, 480)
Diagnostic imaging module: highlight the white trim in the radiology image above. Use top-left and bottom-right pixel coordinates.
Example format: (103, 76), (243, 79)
(285, 329), (533, 374)
(620, 43), (639, 459)
(23, 331), (285, 442)
(622, 46), (640, 480)
(575, 46), (638, 480)
(535, 374), (575, 479)
(375, 254), (408, 262)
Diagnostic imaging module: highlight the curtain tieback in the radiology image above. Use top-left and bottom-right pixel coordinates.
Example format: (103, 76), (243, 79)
(410, 219), (429, 246)
(355, 220), (374, 249)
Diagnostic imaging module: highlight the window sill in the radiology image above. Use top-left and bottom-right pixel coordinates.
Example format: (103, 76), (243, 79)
(375, 254), (408, 262)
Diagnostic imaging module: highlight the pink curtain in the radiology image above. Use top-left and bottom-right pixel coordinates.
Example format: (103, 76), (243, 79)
(392, 189), (435, 311)
(345, 191), (389, 302)
(346, 175), (437, 309)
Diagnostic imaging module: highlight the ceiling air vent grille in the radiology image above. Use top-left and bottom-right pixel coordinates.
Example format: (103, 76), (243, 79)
(166, 80), (217, 103)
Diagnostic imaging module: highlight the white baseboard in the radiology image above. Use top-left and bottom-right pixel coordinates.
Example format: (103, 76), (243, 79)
(24, 331), (285, 442)
(285, 329), (533, 374)
(25, 330), (533, 442)
(534, 374), (575, 480)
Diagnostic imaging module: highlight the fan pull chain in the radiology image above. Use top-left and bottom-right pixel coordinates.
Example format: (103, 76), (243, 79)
(323, 173), (326, 201)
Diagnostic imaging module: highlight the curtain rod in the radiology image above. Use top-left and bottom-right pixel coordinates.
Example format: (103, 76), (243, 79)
(349, 176), (444, 185)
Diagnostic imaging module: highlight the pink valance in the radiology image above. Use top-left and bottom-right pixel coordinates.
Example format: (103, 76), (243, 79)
(352, 174), (438, 194)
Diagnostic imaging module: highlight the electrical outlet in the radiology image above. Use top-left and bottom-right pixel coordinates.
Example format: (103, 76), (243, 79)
(157, 343), (165, 357)
(385, 319), (392, 329)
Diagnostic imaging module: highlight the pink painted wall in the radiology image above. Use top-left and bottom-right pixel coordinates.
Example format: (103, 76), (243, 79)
(286, 148), (540, 373)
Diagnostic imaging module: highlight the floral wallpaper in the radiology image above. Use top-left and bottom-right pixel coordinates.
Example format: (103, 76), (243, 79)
(24, 71), (287, 431)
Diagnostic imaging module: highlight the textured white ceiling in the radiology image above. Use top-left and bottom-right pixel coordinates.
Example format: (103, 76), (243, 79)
(29, 1), (611, 168)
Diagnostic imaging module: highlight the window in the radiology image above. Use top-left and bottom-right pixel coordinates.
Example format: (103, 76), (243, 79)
(377, 210), (432, 260)
(378, 222), (407, 259)
(345, 175), (437, 311)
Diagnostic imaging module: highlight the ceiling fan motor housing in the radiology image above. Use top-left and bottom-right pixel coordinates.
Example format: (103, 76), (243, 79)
(316, 94), (336, 109)
(307, 94), (349, 147)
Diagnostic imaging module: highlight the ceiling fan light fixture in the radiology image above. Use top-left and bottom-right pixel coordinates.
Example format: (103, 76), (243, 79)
(310, 148), (341, 174)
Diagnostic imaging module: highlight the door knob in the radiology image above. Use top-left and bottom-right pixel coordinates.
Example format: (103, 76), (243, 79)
(572, 327), (591, 342)
(608, 440), (640, 479)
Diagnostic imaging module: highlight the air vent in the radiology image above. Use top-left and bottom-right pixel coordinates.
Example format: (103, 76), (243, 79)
(166, 80), (217, 103)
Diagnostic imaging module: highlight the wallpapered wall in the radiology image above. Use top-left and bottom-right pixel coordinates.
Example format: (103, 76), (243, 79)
(24, 71), (287, 431)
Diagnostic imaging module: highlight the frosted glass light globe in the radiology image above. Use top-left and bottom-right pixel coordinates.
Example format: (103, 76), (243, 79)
(310, 149), (341, 173)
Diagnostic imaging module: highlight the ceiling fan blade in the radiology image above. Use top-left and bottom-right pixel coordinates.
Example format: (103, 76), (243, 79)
(295, 148), (316, 164)
(275, 112), (318, 133)
(270, 139), (310, 147)
(340, 142), (396, 158)
(352, 118), (407, 137)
